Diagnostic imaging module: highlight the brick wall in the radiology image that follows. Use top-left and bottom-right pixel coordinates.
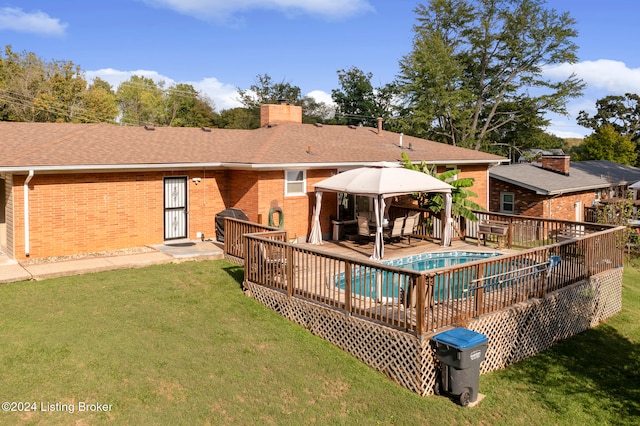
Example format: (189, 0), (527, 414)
(231, 169), (336, 242)
(10, 171), (227, 260)
(260, 103), (303, 127)
(8, 164), (489, 260)
(436, 164), (489, 209)
(490, 177), (596, 220)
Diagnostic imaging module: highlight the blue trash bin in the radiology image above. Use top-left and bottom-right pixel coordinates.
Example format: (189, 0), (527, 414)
(432, 328), (488, 406)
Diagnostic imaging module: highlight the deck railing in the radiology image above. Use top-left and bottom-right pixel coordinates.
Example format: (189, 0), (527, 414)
(223, 218), (285, 262)
(244, 233), (427, 334)
(467, 211), (613, 249)
(388, 206), (616, 249)
(229, 215), (624, 337)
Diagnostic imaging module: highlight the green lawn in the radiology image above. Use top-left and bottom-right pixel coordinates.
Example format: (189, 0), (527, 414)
(0, 258), (638, 425)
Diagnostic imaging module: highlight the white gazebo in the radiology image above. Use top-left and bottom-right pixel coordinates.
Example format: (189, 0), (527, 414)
(308, 164), (454, 260)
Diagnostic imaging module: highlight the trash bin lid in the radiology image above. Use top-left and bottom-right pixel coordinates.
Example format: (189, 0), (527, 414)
(432, 328), (487, 349)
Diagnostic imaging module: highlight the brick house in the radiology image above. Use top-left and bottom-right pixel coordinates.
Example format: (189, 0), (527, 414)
(1, 103), (505, 261)
(489, 155), (640, 220)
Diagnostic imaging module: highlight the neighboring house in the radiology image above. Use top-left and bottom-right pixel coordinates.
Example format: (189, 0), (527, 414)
(1, 103), (505, 261)
(489, 155), (640, 221)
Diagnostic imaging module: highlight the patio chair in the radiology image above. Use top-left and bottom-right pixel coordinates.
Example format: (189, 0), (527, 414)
(408, 212), (421, 234)
(357, 216), (375, 243)
(402, 216), (416, 245)
(384, 217), (405, 244)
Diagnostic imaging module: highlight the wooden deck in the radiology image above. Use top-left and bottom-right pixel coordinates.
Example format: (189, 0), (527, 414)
(255, 237), (525, 334)
(229, 216), (625, 335)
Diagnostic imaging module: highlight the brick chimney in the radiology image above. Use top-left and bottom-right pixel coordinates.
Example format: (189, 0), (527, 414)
(260, 101), (302, 127)
(540, 155), (570, 176)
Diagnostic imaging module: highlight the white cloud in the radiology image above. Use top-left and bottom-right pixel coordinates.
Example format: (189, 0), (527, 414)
(544, 59), (640, 94)
(86, 68), (242, 111)
(86, 68), (175, 89)
(140, 0), (374, 23)
(0, 7), (67, 36)
(545, 120), (588, 139)
(305, 89), (334, 105)
(189, 77), (242, 110)
(542, 59), (640, 139)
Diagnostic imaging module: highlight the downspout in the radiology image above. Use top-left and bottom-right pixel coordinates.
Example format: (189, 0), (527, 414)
(24, 170), (34, 257)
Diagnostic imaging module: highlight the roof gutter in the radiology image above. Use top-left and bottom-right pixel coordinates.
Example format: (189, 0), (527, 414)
(0, 158), (508, 174)
(220, 159), (507, 171)
(0, 163), (224, 174)
(24, 170), (34, 257)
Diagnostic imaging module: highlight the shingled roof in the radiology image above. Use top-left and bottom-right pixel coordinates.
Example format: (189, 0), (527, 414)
(490, 160), (640, 195)
(0, 121), (505, 172)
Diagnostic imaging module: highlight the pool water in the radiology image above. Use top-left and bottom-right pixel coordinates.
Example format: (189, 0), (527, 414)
(384, 251), (502, 271)
(334, 251), (502, 301)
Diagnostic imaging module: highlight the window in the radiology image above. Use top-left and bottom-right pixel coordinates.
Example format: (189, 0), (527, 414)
(285, 170), (306, 196)
(500, 192), (515, 214)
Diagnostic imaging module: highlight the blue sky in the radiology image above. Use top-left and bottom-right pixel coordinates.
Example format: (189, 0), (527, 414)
(2, 0), (640, 138)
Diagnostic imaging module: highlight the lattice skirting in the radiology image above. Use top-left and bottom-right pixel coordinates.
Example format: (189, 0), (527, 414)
(244, 267), (623, 396)
(469, 267), (623, 374)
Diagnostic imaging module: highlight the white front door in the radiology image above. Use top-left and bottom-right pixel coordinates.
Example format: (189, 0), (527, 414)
(164, 177), (188, 240)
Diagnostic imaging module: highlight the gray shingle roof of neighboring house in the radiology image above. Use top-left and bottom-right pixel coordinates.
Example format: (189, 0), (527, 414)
(0, 122), (506, 172)
(490, 160), (640, 195)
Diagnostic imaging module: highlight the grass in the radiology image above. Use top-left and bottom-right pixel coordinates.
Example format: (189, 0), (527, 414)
(0, 258), (638, 425)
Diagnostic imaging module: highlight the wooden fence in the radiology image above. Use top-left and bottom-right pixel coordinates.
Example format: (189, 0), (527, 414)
(231, 215), (625, 338)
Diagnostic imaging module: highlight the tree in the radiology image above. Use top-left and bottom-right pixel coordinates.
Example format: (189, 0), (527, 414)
(160, 83), (217, 127)
(331, 67), (397, 127)
(35, 59), (87, 122)
(116, 76), (163, 126)
(401, 152), (483, 222)
(0, 45), (49, 121)
(78, 77), (119, 123)
(397, 0), (584, 150)
(216, 107), (260, 129)
(484, 99), (564, 162)
(596, 192), (636, 252)
(570, 124), (637, 166)
(577, 93), (640, 143)
(0, 46), (121, 123)
(237, 73), (302, 109)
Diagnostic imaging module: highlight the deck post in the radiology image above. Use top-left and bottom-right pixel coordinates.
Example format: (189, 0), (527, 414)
(344, 261), (352, 314)
(415, 275), (426, 338)
(243, 235), (250, 285)
(286, 244), (294, 298)
(474, 264), (485, 316)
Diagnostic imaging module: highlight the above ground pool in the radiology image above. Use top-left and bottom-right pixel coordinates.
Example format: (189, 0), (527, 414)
(334, 251), (502, 301)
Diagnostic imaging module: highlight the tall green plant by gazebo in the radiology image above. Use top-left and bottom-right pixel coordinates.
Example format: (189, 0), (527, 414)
(401, 152), (483, 224)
